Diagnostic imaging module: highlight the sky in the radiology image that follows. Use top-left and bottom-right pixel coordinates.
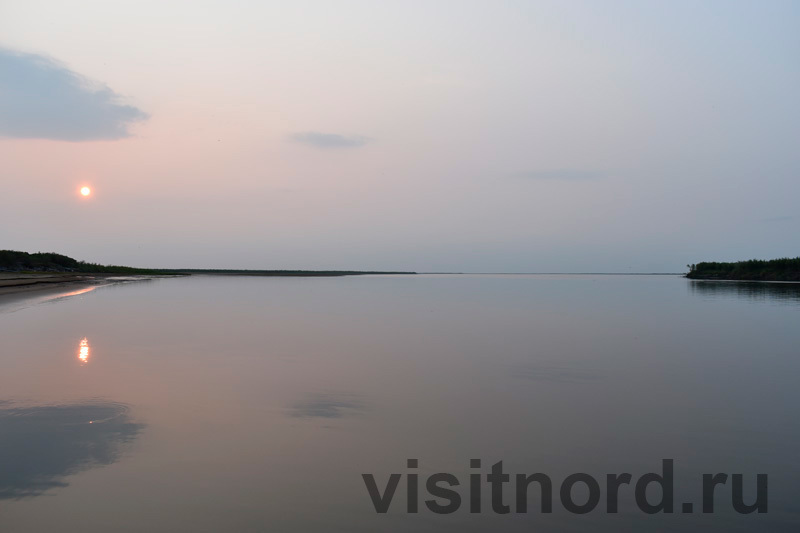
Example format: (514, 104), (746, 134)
(1, 0), (798, 272)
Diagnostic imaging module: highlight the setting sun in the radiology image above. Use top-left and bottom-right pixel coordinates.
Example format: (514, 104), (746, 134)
(80, 186), (91, 197)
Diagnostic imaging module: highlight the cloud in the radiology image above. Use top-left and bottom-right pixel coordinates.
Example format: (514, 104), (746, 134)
(0, 48), (148, 141)
(288, 393), (364, 419)
(515, 170), (604, 181)
(0, 401), (143, 499)
(758, 215), (796, 223)
(291, 131), (369, 148)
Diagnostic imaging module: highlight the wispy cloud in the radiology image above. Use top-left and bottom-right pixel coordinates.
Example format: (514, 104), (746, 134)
(288, 393), (364, 419)
(758, 215), (796, 223)
(291, 131), (370, 149)
(0, 47), (148, 141)
(515, 170), (604, 181)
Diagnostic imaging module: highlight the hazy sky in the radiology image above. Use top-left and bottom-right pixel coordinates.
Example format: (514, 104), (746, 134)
(1, 0), (798, 272)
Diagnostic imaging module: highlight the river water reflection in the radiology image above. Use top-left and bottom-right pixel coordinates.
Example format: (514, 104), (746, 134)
(0, 275), (797, 531)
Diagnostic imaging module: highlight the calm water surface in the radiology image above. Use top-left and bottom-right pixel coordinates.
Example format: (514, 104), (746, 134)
(1, 275), (798, 532)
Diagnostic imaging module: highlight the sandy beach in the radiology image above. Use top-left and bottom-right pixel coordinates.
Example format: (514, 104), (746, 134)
(0, 273), (101, 296)
(0, 273), (156, 301)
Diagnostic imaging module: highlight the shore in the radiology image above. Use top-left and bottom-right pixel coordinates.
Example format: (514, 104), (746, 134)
(0, 269), (413, 302)
(685, 273), (800, 282)
(0, 273), (104, 297)
(0, 272), (174, 301)
(686, 258), (800, 282)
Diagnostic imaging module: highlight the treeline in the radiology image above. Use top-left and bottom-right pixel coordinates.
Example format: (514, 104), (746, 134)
(0, 250), (170, 274)
(0, 250), (415, 277)
(686, 257), (800, 281)
(166, 269), (417, 276)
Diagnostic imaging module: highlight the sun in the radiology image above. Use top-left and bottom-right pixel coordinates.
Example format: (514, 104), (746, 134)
(80, 186), (91, 197)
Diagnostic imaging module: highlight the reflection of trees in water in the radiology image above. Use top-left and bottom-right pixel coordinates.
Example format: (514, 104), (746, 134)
(0, 402), (143, 499)
(689, 280), (800, 304)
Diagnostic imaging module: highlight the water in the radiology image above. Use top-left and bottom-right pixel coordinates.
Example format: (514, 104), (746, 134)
(0, 275), (798, 532)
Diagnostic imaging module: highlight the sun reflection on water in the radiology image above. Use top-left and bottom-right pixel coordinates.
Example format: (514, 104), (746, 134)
(78, 338), (90, 364)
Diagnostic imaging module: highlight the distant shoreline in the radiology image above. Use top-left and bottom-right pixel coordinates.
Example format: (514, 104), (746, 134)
(162, 269), (417, 277)
(686, 274), (800, 283)
(5, 270), (798, 304)
(0, 273), (107, 299)
(686, 257), (800, 282)
(0, 270), (417, 301)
